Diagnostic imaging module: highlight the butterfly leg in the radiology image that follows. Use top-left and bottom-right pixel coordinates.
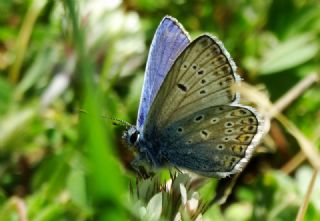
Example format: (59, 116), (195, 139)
(131, 156), (155, 179)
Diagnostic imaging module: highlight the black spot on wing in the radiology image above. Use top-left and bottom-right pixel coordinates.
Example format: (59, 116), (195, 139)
(177, 83), (187, 92)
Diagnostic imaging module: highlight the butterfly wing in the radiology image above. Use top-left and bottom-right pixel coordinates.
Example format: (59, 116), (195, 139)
(145, 34), (241, 131)
(143, 35), (264, 177)
(159, 105), (264, 178)
(136, 16), (190, 131)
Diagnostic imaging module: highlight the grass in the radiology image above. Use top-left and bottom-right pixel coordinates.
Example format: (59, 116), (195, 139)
(0, 0), (319, 220)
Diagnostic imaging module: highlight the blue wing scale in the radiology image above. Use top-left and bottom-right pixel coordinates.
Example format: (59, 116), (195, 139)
(136, 16), (190, 130)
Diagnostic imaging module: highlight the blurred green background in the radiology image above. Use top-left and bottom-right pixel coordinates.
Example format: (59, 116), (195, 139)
(0, 0), (319, 220)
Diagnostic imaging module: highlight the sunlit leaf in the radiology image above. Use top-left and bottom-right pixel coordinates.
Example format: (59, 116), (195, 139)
(258, 33), (319, 74)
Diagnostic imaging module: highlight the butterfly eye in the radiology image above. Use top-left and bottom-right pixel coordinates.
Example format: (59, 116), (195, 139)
(129, 131), (140, 145)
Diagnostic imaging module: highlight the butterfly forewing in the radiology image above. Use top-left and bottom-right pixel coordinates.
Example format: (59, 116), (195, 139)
(145, 35), (239, 131)
(137, 16), (190, 130)
(159, 105), (260, 177)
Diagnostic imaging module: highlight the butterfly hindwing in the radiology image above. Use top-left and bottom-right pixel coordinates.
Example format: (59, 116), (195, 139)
(137, 16), (190, 130)
(159, 105), (262, 177)
(144, 35), (240, 131)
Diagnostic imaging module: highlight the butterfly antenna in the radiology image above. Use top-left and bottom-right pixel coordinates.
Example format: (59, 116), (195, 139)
(104, 116), (132, 128)
(79, 110), (131, 128)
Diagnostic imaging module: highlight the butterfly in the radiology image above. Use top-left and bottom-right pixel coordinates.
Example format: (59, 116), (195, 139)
(122, 16), (265, 178)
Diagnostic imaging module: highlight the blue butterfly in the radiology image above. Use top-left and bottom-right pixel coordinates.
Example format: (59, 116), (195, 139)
(123, 16), (265, 178)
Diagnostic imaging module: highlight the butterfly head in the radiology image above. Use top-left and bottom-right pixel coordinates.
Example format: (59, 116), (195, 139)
(110, 118), (141, 150)
(123, 126), (140, 149)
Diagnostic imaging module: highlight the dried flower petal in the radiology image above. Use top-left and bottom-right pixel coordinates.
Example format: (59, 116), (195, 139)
(187, 192), (199, 214)
(180, 183), (187, 205)
(145, 192), (162, 220)
(174, 212), (182, 221)
(166, 179), (173, 192)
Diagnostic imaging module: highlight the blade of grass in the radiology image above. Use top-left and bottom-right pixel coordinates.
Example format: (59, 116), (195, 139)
(271, 72), (319, 116)
(9, 0), (46, 83)
(281, 151), (306, 174)
(295, 169), (318, 221)
(64, 0), (128, 220)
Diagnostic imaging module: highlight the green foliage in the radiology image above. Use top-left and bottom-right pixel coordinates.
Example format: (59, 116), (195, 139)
(0, 0), (319, 220)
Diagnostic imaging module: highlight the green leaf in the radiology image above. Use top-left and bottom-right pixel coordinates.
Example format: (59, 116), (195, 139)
(258, 33), (319, 74)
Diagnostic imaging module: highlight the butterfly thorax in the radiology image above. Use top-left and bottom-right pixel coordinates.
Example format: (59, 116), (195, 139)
(123, 126), (163, 170)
